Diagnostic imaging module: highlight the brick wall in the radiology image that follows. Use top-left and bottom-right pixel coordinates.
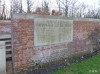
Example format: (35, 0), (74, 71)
(11, 14), (100, 73)
(74, 21), (100, 40)
(67, 21), (100, 54)
(12, 19), (34, 72)
(0, 21), (11, 34)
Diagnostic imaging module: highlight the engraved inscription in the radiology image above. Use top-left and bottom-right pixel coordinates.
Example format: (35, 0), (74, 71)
(34, 19), (73, 46)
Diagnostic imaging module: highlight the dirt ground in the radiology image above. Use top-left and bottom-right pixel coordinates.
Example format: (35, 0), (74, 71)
(6, 61), (13, 74)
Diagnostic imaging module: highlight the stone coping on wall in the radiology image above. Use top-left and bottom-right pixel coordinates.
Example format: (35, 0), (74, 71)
(0, 20), (11, 23)
(12, 13), (100, 22)
(0, 34), (11, 39)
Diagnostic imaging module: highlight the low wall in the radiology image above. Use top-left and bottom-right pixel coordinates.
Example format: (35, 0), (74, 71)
(0, 21), (11, 34)
(11, 14), (100, 73)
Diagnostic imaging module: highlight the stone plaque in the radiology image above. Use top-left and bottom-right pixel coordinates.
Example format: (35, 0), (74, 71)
(34, 19), (73, 46)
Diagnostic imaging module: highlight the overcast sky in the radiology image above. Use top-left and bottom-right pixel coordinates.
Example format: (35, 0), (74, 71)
(5, 0), (99, 11)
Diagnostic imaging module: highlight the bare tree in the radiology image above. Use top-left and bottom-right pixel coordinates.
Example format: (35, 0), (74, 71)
(70, 0), (78, 17)
(19, 0), (23, 13)
(42, 1), (49, 12)
(62, 0), (69, 16)
(56, 0), (78, 16)
(1, 0), (7, 20)
(76, 3), (87, 18)
(0, 0), (1, 18)
(84, 4), (98, 18)
(95, 1), (100, 19)
(11, 0), (23, 13)
(26, 0), (34, 13)
(56, 0), (61, 12)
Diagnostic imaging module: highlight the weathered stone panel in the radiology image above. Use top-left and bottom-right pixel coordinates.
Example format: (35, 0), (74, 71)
(34, 19), (73, 46)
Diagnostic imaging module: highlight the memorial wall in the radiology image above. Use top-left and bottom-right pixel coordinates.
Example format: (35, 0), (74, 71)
(11, 14), (100, 73)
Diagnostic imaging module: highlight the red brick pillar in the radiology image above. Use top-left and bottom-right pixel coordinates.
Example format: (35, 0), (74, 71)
(12, 19), (34, 72)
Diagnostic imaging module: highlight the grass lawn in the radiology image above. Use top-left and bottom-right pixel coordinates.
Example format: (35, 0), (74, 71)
(49, 54), (100, 74)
